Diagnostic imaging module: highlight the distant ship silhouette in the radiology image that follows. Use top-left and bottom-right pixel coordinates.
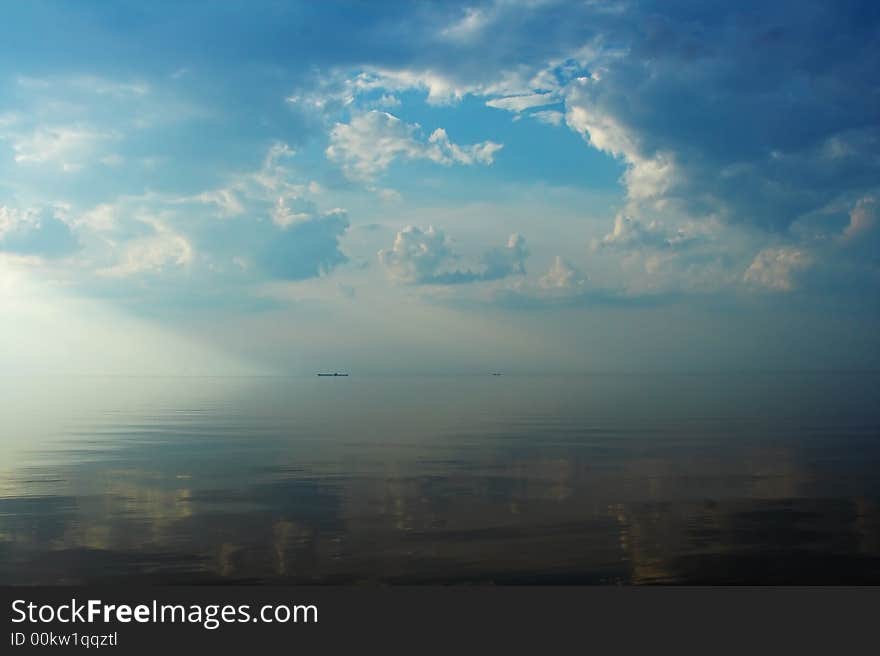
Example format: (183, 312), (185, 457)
(317, 372), (349, 377)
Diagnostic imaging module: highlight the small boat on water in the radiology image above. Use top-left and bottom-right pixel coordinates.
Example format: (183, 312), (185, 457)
(317, 372), (349, 377)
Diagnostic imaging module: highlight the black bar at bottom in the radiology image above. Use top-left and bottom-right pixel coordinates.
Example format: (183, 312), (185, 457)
(1, 586), (876, 654)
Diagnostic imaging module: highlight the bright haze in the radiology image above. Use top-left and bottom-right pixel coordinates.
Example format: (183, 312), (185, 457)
(1, 1), (878, 375)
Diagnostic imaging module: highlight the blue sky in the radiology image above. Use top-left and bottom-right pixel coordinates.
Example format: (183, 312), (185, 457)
(1, 0), (879, 374)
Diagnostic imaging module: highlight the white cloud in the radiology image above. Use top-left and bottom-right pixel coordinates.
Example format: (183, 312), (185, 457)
(99, 218), (193, 277)
(842, 196), (877, 241)
(379, 225), (527, 284)
(194, 189), (245, 218)
(532, 110), (564, 126)
(594, 214), (701, 251)
(564, 82), (677, 202)
(0, 205), (79, 258)
(186, 142), (320, 226)
(355, 68), (470, 106)
(271, 196), (312, 228)
(440, 7), (494, 43)
(76, 203), (117, 232)
(0, 206), (23, 238)
(288, 65), (521, 113)
(743, 248), (812, 292)
(8, 125), (115, 171)
(540, 256), (585, 289)
(378, 226), (453, 284)
(485, 92), (556, 112)
(482, 233), (528, 279)
(264, 0), (880, 292)
(326, 111), (502, 181)
(97, 143), (351, 283)
(427, 127), (503, 165)
(286, 67), (470, 112)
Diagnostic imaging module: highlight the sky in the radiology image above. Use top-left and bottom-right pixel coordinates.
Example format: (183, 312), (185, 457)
(1, 0), (878, 375)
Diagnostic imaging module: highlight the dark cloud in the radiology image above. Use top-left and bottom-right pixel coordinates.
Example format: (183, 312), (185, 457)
(556, 1), (880, 232)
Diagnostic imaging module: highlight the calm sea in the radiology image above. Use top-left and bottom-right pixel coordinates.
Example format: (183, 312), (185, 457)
(1, 373), (879, 584)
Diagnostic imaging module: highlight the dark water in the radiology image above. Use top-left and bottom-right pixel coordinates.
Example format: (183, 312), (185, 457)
(1, 373), (879, 584)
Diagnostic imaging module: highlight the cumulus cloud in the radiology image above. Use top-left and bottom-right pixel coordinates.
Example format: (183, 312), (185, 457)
(362, 1), (880, 248)
(481, 254), (592, 310)
(482, 233), (528, 280)
(76, 203), (117, 232)
(743, 247), (812, 292)
(842, 196), (877, 242)
(564, 84), (678, 203)
(378, 226), (452, 284)
(99, 218), (193, 278)
(178, 144), (351, 281)
(594, 214), (704, 251)
(539, 256), (586, 290)
(326, 111), (502, 181)
(54, 140), (351, 290)
(350, 68), (475, 106)
(379, 226), (527, 284)
(271, 196), (313, 228)
(276, 1), (880, 303)
(174, 141), (350, 276)
(559, 3), (880, 235)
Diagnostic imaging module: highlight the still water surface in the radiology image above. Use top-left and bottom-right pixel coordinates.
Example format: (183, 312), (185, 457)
(1, 373), (879, 584)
